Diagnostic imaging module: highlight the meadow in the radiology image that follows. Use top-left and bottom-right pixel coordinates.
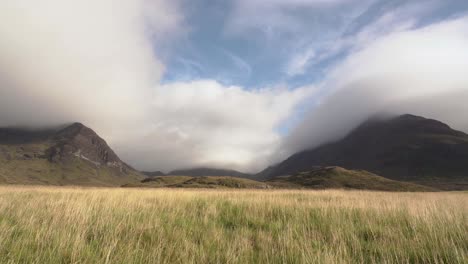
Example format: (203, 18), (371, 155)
(0, 186), (466, 264)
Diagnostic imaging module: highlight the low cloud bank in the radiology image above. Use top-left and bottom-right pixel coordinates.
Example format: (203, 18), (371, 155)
(1, 2), (467, 172)
(0, 0), (313, 172)
(279, 17), (468, 162)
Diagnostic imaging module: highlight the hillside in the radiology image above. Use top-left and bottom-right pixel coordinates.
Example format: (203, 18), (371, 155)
(258, 114), (468, 190)
(123, 176), (270, 189)
(142, 171), (166, 177)
(168, 167), (251, 178)
(126, 168), (431, 191)
(267, 167), (435, 191)
(0, 123), (143, 186)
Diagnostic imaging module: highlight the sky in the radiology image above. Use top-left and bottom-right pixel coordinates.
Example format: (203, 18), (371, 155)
(1, 0), (468, 173)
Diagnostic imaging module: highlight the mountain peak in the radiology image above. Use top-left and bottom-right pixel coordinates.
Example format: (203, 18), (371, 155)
(68, 122), (86, 130)
(398, 114), (425, 120)
(258, 114), (468, 190)
(0, 123), (143, 186)
(350, 114), (457, 141)
(53, 122), (91, 140)
(46, 123), (124, 168)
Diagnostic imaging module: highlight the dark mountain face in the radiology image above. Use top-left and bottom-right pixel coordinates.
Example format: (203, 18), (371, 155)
(168, 167), (251, 178)
(46, 123), (123, 168)
(0, 123), (142, 186)
(0, 127), (57, 145)
(258, 115), (468, 190)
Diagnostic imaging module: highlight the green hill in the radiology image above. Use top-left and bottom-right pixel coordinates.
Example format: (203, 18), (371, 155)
(124, 176), (270, 189)
(267, 167), (435, 191)
(125, 168), (432, 191)
(141, 171), (166, 177)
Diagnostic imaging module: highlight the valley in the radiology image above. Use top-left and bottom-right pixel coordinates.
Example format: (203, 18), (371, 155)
(1, 114), (466, 191)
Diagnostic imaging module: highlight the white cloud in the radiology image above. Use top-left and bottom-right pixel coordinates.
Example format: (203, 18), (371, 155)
(2, 0), (466, 174)
(221, 49), (252, 77)
(286, 48), (315, 77)
(0, 0), (315, 172)
(0, 0), (183, 129)
(224, 0), (374, 81)
(280, 16), (468, 159)
(282, 0), (442, 80)
(225, 0), (368, 37)
(118, 80), (316, 172)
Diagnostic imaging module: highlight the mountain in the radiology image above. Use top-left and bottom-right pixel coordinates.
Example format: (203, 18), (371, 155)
(0, 123), (143, 186)
(258, 114), (468, 190)
(168, 167), (251, 178)
(142, 171), (166, 177)
(267, 166), (434, 191)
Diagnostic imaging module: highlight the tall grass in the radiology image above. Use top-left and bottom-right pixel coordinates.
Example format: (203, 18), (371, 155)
(0, 186), (466, 263)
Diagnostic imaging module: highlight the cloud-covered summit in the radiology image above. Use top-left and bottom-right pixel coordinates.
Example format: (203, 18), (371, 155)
(1, 0), (467, 172)
(281, 16), (468, 160)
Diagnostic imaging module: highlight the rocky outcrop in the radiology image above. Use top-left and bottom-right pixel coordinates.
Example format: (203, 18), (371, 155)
(45, 123), (128, 172)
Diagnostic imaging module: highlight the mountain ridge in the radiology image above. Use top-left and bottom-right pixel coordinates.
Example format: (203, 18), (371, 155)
(257, 114), (468, 190)
(2, 114), (467, 190)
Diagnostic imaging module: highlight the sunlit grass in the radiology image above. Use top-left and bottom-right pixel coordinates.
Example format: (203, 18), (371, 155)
(0, 186), (466, 263)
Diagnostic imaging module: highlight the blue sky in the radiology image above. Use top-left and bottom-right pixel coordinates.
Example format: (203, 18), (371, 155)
(162, 0), (468, 89)
(158, 0), (468, 139)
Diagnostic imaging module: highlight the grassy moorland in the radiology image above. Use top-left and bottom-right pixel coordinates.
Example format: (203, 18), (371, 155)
(124, 175), (270, 189)
(266, 167), (435, 191)
(0, 187), (466, 264)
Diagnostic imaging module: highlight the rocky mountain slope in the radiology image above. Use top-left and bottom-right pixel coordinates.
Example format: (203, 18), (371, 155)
(0, 123), (143, 186)
(258, 115), (468, 190)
